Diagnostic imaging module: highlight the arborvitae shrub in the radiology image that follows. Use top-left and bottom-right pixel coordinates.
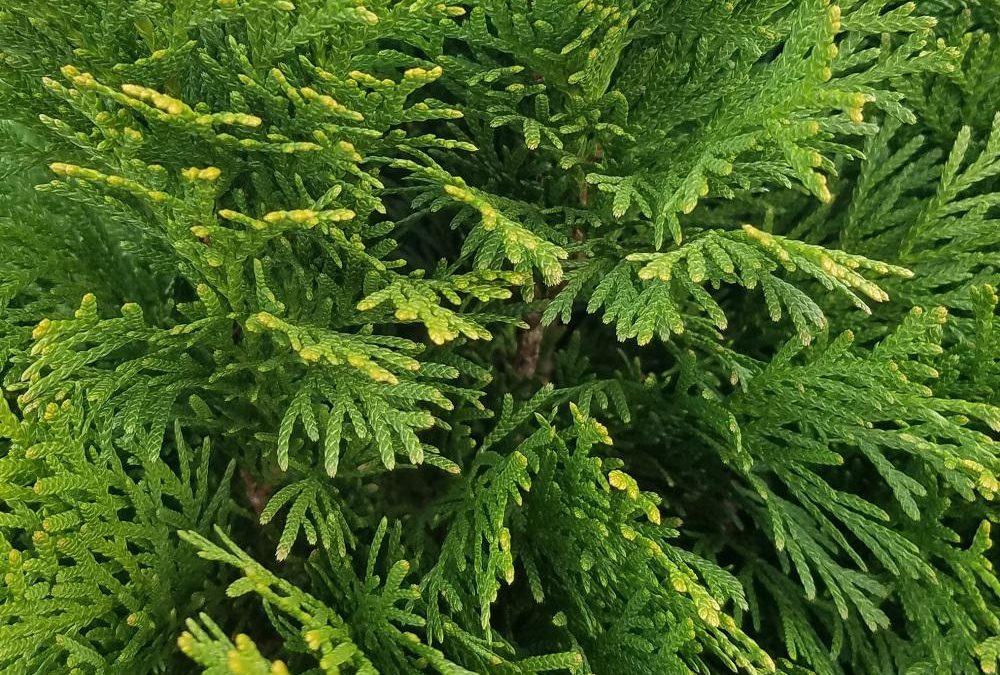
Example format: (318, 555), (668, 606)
(0, 0), (998, 673)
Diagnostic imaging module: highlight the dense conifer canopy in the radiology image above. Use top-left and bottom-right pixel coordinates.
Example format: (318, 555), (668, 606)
(0, 1), (998, 673)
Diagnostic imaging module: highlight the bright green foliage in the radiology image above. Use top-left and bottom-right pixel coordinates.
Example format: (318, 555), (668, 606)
(0, 0), (998, 674)
(0, 408), (232, 673)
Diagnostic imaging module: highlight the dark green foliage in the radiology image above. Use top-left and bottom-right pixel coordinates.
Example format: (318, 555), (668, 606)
(0, 0), (997, 673)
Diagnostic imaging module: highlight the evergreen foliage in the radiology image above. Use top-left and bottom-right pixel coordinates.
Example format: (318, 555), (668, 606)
(0, 0), (997, 673)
